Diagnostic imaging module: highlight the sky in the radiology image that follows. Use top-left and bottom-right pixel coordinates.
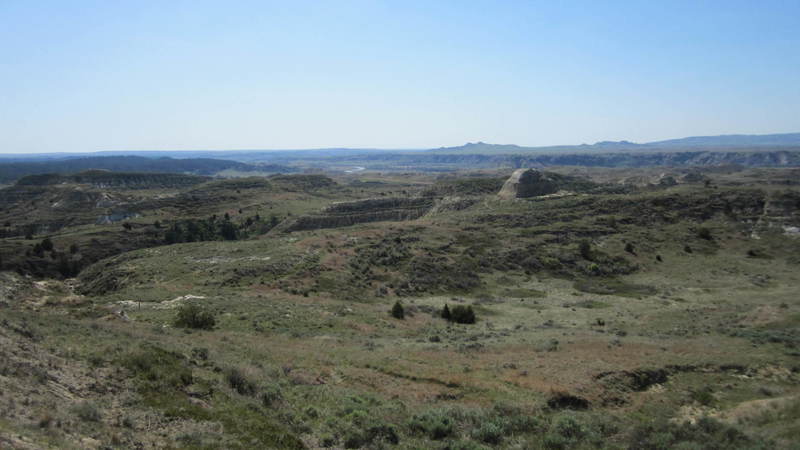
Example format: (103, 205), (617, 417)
(1, 0), (799, 153)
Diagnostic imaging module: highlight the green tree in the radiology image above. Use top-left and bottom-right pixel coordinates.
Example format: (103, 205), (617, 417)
(220, 221), (238, 241)
(174, 303), (216, 330)
(579, 240), (592, 260)
(41, 238), (54, 252)
(58, 255), (74, 278)
(391, 301), (405, 320)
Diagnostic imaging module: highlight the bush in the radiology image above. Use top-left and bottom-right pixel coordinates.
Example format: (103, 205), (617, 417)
(174, 303), (216, 330)
(697, 227), (713, 240)
(71, 401), (101, 422)
(450, 305), (476, 324)
(260, 384), (283, 407)
(542, 413), (589, 449)
(391, 301), (405, 319)
(471, 419), (506, 444)
(226, 367), (257, 396)
(407, 410), (456, 440)
(690, 388), (715, 406)
(628, 416), (771, 450)
(441, 304), (451, 320)
(122, 345), (193, 392)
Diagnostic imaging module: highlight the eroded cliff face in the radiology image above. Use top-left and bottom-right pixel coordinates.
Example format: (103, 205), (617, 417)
(0, 185), (141, 236)
(752, 191), (800, 238)
(277, 197), (435, 232)
(15, 171), (210, 189)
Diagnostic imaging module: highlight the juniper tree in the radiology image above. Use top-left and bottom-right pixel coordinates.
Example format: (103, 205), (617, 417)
(391, 301), (405, 320)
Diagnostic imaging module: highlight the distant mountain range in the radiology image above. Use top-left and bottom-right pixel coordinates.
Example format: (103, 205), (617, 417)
(1, 132), (799, 161)
(648, 132), (800, 147)
(1, 132), (799, 181)
(432, 132), (800, 154)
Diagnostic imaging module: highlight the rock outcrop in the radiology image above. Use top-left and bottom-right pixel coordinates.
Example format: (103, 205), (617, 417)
(498, 169), (560, 199)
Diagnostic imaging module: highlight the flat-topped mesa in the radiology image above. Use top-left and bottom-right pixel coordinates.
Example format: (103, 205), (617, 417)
(498, 168), (559, 199)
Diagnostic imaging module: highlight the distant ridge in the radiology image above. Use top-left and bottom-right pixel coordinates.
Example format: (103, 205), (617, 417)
(431, 132), (800, 154)
(0, 155), (296, 184)
(647, 132), (800, 147)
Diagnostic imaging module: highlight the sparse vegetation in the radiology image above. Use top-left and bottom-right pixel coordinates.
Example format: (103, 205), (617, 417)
(1, 165), (798, 448)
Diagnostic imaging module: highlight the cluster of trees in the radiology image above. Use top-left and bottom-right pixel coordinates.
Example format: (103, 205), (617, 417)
(390, 301), (476, 324)
(163, 213), (281, 244)
(441, 304), (476, 324)
(21, 237), (82, 277)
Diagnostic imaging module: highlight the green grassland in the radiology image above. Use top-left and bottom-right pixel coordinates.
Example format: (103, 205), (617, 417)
(1, 168), (799, 449)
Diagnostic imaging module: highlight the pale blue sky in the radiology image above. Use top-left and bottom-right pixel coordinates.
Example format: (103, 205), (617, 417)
(1, 0), (799, 153)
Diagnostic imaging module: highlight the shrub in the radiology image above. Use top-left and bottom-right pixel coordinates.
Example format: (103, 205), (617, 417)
(625, 242), (636, 254)
(450, 305), (476, 324)
(471, 419), (507, 444)
(122, 345), (193, 392)
(542, 413), (588, 449)
(628, 416), (771, 449)
(407, 410), (455, 440)
(391, 301), (405, 319)
(174, 303), (216, 330)
(260, 384), (283, 407)
(697, 227), (713, 240)
(71, 401), (101, 422)
(690, 388), (715, 406)
(226, 367), (257, 396)
(191, 347), (209, 361)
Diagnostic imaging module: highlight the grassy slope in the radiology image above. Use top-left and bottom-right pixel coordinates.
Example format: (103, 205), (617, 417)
(1, 170), (799, 449)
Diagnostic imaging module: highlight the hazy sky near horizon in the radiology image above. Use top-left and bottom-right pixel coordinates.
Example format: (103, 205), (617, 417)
(1, 1), (799, 153)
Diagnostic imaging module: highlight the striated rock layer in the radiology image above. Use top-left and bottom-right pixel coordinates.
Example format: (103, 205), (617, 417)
(277, 197), (435, 232)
